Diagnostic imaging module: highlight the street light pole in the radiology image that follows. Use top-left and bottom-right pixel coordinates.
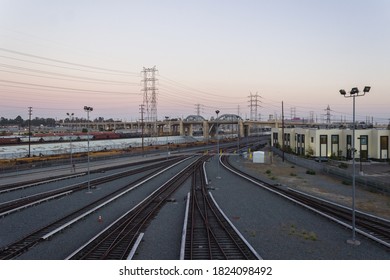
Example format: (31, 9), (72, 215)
(339, 86), (371, 246)
(84, 106), (93, 193)
(215, 110), (221, 179)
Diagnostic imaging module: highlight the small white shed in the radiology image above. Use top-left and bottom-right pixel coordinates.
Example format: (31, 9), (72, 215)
(253, 151), (265, 163)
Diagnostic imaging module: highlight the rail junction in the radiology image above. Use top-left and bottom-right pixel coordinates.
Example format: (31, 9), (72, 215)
(0, 137), (389, 260)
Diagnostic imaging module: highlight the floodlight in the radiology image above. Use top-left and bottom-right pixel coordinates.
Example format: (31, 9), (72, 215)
(339, 89), (346, 95)
(350, 87), (359, 95)
(363, 86), (371, 93)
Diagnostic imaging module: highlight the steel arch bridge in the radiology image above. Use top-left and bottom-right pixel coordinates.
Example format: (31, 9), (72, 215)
(184, 115), (206, 122)
(215, 114), (243, 121)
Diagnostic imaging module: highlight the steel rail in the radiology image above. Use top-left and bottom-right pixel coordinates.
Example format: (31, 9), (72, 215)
(183, 157), (260, 259)
(67, 155), (206, 260)
(0, 156), (190, 259)
(0, 157), (185, 217)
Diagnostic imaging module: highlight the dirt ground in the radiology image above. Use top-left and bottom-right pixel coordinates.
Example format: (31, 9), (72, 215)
(241, 154), (390, 220)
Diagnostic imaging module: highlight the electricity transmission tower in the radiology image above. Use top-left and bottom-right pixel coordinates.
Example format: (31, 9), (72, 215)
(141, 66), (158, 123)
(195, 103), (204, 116)
(139, 104), (145, 154)
(325, 105), (331, 124)
(248, 92), (261, 121)
(141, 66), (158, 141)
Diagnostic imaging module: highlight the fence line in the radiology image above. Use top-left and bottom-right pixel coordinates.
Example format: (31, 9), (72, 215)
(271, 147), (389, 194)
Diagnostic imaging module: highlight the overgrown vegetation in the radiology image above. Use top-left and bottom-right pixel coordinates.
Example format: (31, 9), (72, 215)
(288, 224), (318, 241)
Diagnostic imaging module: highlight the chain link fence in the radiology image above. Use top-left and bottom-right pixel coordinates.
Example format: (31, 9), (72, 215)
(272, 147), (390, 194)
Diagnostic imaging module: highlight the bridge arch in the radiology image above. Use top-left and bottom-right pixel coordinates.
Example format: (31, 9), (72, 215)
(184, 115), (206, 122)
(216, 114), (243, 121)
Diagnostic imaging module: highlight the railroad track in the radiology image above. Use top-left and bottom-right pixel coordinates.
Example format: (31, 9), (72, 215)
(66, 155), (208, 260)
(0, 156), (185, 217)
(0, 156), (190, 259)
(221, 154), (390, 248)
(182, 159), (260, 260)
(0, 156), (180, 193)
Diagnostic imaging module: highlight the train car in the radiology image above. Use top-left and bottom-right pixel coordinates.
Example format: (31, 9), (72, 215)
(92, 132), (121, 140)
(0, 137), (21, 145)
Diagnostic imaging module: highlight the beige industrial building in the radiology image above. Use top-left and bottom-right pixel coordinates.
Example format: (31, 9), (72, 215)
(271, 127), (390, 161)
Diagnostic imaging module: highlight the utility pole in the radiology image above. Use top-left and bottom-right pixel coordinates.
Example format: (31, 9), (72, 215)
(215, 110), (221, 179)
(67, 112), (74, 172)
(84, 106), (93, 193)
(281, 101), (285, 162)
(28, 107), (32, 157)
(139, 104), (145, 155)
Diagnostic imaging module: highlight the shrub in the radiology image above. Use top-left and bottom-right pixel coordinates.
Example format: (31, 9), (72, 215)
(306, 169), (316, 175)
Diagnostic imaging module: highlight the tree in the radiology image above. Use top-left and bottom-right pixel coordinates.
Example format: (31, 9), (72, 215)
(14, 115), (24, 126)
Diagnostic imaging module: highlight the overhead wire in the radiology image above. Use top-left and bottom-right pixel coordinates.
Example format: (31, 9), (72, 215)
(0, 47), (139, 76)
(0, 68), (139, 86)
(0, 79), (140, 96)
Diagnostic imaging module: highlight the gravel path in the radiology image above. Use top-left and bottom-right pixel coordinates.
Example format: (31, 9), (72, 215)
(206, 155), (390, 259)
(233, 154), (390, 220)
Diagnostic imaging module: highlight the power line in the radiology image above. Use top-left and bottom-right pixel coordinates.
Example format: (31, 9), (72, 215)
(0, 68), (138, 86)
(0, 47), (138, 75)
(0, 79), (139, 95)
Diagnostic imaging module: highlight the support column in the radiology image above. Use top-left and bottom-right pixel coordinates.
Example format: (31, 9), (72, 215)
(179, 120), (185, 136)
(203, 121), (209, 140)
(239, 120), (244, 138)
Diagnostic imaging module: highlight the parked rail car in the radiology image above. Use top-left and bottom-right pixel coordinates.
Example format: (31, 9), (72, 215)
(0, 137), (21, 145)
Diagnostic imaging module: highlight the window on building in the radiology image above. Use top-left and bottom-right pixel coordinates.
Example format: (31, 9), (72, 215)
(272, 132), (278, 145)
(331, 135), (339, 144)
(347, 135), (351, 145)
(380, 136), (388, 150)
(320, 135), (327, 144)
(360, 135), (368, 145)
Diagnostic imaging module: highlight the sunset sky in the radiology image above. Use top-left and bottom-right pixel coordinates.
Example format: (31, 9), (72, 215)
(0, 0), (389, 123)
